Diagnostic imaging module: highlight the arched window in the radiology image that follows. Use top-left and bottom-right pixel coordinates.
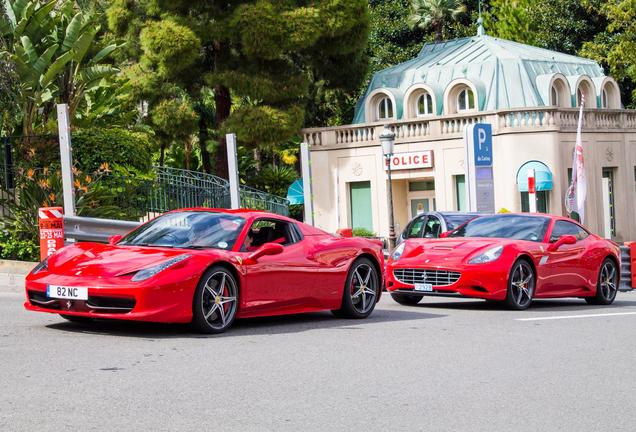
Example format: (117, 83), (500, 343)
(377, 96), (394, 120)
(457, 88), (475, 112)
(416, 93), (434, 116)
(550, 86), (559, 106)
(601, 88), (609, 108)
(576, 79), (596, 108)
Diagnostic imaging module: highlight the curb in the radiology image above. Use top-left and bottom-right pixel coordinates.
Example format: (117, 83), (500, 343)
(0, 260), (36, 293)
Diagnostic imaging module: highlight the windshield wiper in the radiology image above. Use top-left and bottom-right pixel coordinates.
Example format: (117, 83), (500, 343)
(130, 243), (174, 248)
(183, 245), (210, 250)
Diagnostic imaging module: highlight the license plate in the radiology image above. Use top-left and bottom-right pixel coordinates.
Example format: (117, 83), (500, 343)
(414, 283), (433, 292)
(46, 285), (88, 300)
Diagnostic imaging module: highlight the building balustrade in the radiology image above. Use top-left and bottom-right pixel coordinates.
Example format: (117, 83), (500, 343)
(302, 108), (636, 147)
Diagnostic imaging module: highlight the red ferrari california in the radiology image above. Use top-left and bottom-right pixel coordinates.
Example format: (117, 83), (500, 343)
(25, 209), (384, 333)
(386, 213), (621, 309)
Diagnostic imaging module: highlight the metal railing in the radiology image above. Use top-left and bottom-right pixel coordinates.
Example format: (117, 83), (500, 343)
(64, 216), (141, 243)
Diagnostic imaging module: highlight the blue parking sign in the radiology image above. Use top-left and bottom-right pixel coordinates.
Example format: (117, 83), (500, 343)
(473, 123), (492, 166)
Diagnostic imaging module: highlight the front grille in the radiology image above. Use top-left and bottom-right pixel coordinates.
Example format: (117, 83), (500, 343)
(393, 268), (461, 287)
(28, 290), (135, 314)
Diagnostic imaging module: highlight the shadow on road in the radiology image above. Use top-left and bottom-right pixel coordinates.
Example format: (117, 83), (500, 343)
(44, 306), (446, 339)
(411, 296), (636, 314)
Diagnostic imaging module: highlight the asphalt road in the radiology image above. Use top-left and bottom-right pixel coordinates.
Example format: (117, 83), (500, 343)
(2, 288), (636, 432)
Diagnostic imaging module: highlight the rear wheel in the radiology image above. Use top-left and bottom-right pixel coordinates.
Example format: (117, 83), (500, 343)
(586, 258), (618, 305)
(59, 314), (93, 323)
(191, 266), (239, 334)
(332, 258), (379, 319)
(390, 292), (424, 305)
(504, 259), (535, 310)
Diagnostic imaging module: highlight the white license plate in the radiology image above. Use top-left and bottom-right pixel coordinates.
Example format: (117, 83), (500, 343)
(414, 283), (433, 292)
(46, 285), (88, 300)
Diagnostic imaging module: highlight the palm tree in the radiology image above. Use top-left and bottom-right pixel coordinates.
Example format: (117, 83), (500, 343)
(408, 0), (467, 41)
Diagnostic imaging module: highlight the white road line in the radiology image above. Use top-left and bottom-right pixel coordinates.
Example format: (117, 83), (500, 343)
(516, 312), (636, 321)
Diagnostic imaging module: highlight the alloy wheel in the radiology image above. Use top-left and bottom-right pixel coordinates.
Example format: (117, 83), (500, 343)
(598, 261), (617, 301)
(510, 261), (534, 308)
(201, 271), (238, 331)
(349, 263), (377, 314)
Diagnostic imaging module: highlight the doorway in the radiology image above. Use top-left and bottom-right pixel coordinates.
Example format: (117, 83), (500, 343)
(408, 180), (435, 219)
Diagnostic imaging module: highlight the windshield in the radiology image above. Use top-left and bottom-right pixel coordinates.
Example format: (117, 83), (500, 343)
(449, 215), (550, 242)
(442, 214), (482, 230)
(119, 211), (245, 250)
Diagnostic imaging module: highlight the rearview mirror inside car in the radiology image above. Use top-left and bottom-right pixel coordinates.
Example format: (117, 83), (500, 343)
(547, 234), (577, 252)
(248, 242), (284, 261)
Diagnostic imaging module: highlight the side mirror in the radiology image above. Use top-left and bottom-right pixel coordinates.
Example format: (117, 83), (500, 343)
(108, 235), (122, 245)
(248, 242), (284, 261)
(439, 231), (451, 238)
(547, 234), (577, 252)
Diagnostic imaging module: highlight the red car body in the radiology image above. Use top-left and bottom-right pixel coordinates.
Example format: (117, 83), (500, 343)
(24, 209), (384, 324)
(386, 214), (621, 303)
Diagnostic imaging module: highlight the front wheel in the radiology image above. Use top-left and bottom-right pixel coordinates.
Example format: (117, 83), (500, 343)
(332, 258), (379, 319)
(504, 259), (535, 310)
(390, 292), (424, 305)
(191, 266), (239, 334)
(586, 258), (618, 305)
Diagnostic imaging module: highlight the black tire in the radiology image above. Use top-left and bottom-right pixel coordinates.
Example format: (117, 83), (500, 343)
(585, 258), (618, 305)
(390, 292), (424, 305)
(331, 258), (380, 319)
(191, 266), (239, 334)
(504, 259), (535, 310)
(59, 314), (93, 323)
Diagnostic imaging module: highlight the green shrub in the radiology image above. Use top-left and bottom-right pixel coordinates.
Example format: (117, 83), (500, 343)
(72, 128), (155, 173)
(352, 227), (376, 238)
(0, 229), (39, 262)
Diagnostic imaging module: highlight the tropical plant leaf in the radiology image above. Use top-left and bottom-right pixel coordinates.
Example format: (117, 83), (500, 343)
(32, 43), (57, 76)
(71, 24), (97, 63)
(40, 49), (73, 88)
(79, 64), (118, 85)
(22, 0), (56, 42)
(62, 12), (82, 51)
(3, 0), (18, 28)
(90, 44), (117, 64)
(19, 35), (37, 65)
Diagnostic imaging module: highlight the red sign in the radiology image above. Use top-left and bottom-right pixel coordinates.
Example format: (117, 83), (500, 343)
(528, 176), (536, 194)
(384, 151), (434, 171)
(38, 207), (64, 260)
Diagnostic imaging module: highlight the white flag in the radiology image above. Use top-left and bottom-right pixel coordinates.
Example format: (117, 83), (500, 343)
(566, 96), (586, 223)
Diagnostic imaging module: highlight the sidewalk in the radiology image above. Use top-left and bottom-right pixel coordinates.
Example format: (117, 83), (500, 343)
(0, 260), (35, 293)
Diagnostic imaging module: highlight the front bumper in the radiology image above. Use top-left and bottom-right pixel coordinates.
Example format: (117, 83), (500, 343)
(24, 273), (198, 323)
(386, 263), (508, 301)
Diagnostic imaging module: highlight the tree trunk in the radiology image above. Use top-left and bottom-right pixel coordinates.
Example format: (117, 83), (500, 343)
(214, 84), (231, 179)
(435, 22), (443, 41)
(159, 141), (166, 166)
(198, 113), (211, 174)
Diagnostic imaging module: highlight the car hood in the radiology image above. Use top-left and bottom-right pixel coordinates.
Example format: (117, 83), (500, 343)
(392, 237), (513, 266)
(45, 242), (205, 278)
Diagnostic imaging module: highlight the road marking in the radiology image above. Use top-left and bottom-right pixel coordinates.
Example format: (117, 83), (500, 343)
(516, 312), (636, 321)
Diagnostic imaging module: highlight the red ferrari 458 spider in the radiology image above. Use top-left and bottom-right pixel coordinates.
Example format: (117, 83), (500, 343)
(386, 213), (621, 309)
(25, 209), (384, 333)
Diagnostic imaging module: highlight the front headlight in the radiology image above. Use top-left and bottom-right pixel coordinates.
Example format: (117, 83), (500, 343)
(31, 257), (49, 275)
(468, 245), (503, 264)
(132, 254), (191, 282)
(391, 242), (406, 262)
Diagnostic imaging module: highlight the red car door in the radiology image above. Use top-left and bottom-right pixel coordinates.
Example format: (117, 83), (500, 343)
(239, 219), (322, 315)
(539, 220), (592, 296)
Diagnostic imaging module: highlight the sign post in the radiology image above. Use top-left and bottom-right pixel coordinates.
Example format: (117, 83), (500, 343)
(300, 142), (314, 225)
(527, 168), (537, 213)
(464, 123), (495, 213)
(57, 104), (76, 216)
(38, 207), (64, 260)
(225, 133), (241, 209)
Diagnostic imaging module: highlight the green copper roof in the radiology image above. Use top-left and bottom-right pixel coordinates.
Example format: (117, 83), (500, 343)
(353, 35), (605, 123)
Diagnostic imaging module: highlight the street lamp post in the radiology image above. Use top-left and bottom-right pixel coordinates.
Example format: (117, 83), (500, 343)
(380, 127), (396, 250)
